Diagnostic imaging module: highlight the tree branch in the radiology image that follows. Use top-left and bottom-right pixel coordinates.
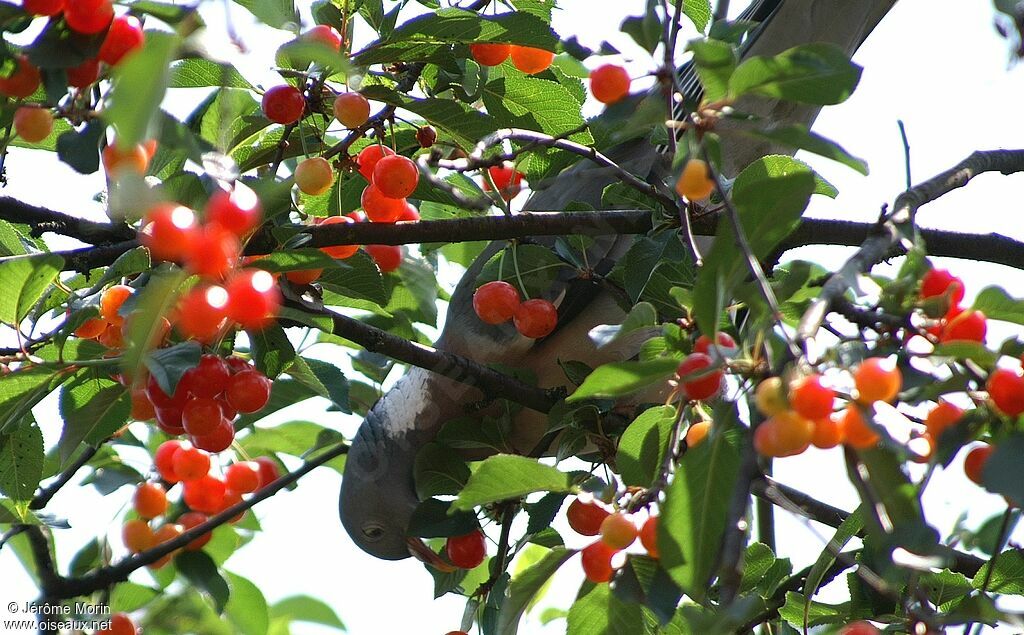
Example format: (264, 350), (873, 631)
(29, 445), (99, 510)
(797, 149), (1024, 343)
(0, 197), (134, 245)
(32, 441), (349, 601)
(314, 305), (559, 413)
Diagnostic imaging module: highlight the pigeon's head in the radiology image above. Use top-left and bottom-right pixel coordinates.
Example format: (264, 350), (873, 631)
(339, 403), (422, 560)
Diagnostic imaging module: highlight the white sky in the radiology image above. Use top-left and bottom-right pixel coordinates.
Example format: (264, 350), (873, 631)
(3, 1), (1024, 634)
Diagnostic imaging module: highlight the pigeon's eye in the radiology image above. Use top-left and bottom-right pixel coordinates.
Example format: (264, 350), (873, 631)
(362, 524), (385, 542)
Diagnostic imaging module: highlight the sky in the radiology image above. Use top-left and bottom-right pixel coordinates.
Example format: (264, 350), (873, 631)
(3, 1), (1024, 634)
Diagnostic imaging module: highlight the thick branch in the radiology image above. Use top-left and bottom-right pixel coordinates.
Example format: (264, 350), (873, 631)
(34, 441), (348, 600)
(797, 149), (1024, 343)
(319, 306), (558, 413)
(0, 197), (134, 244)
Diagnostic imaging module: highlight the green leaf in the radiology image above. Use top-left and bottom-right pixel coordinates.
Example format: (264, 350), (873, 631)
(737, 124), (868, 174)
(982, 434), (1024, 506)
(176, 550), (231, 613)
(692, 155), (815, 336)
(224, 572), (269, 635)
(972, 550), (1024, 594)
(682, 0), (712, 32)
(615, 405), (677, 488)
(778, 592), (849, 628)
(857, 446), (926, 539)
(659, 423), (742, 601)
(354, 8), (557, 66)
(250, 324), (296, 380)
(110, 582), (160, 613)
(269, 595), (346, 631)
(120, 268), (188, 384)
(0, 253), (63, 326)
(568, 358), (679, 402)
(0, 420), (43, 501)
(239, 421), (346, 472)
(973, 286), (1024, 325)
(802, 508), (863, 626)
(452, 455), (572, 511)
(414, 442), (471, 499)
(497, 547), (576, 635)
(285, 356), (350, 414)
(481, 72), (589, 139)
(130, 1), (196, 24)
(144, 341), (202, 398)
(233, 0), (298, 29)
(360, 85), (498, 149)
(317, 252), (388, 306)
(57, 375), (130, 466)
(0, 368), (65, 434)
(621, 3), (662, 55)
(408, 498), (478, 538)
(169, 59), (255, 89)
(687, 39), (737, 103)
(567, 581), (654, 635)
(56, 121), (104, 174)
(104, 31), (179, 147)
(920, 569), (973, 607)
(729, 42), (862, 105)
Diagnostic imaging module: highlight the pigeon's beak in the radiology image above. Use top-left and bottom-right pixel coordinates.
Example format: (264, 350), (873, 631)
(406, 537), (457, 572)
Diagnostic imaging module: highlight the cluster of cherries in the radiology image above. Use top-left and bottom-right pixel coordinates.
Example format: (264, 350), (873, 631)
(471, 280), (558, 339)
(122, 437), (280, 567)
(133, 186), (283, 337)
(468, 42), (555, 74)
(6, 2), (145, 145)
(566, 498), (659, 583)
(919, 267), (987, 344)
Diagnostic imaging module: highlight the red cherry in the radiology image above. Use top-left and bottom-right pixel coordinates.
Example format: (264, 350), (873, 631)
(155, 407), (185, 435)
(225, 269), (281, 330)
(172, 445), (211, 481)
(513, 299), (557, 338)
(789, 375), (835, 421)
(365, 244), (402, 273)
(920, 268), (965, 305)
(446, 530), (486, 569)
(482, 164), (524, 200)
(397, 202), (420, 222)
(175, 284), (229, 343)
(987, 367), (1024, 416)
(964, 444), (993, 485)
(318, 215), (359, 259)
(224, 356), (251, 374)
(360, 184), (407, 222)
(225, 369), (272, 413)
(66, 58), (100, 88)
(599, 513), (637, 550)
(102, 612), (137, 635)
(303, 24), (342, 51)
(693, 332), (736, 356)
(64, 0), (114, 34)
(509, 46), (554, 74)
(183, 475), (226, 513)
(839, 622), (881, 635)
(589, 64), (631, 104)
(469, 42), (511, 66)
(261, 85), (305, 124)
(225, 461), (261, 494)
(416, 126), (437, 148)
(941, 309), (987, 343)
(185, 223), (240, 280)
(0, 55), (40, 99)
(639, 516), (658, 558)
(580, 540), (617, 583)
(100, 284), (133, 325)
(182, 397), (224, 436)
(218, 488), (245, 522)
(23, 0), (64, 16)
(98, 15), (144, 66)
(566, 499), (610, 536)
(154, 440), (186, 483)
(177, 511), (213, 551)
(13, 106), (53, 143)
(190, 418), (235, 453)
(372, 155), (419, 199)
(217, 395), (238, 421)
(146, 373), (188, 409)
(139, 203), (198, 263)
(253, 456), (281, 488)
(133, 482), (168, 519)
(285, 268), (323, 285)
(676, 353), (722, 401)
(356, 144), (395, 182)
(205, 184), (262, 237)
(333, 92), (371, 128)
(130, 387), (155, 421)
(182, 355), (231, 399)
(472, 281), (521, 325)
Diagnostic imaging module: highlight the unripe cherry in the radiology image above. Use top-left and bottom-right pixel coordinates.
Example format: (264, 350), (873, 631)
(333, 92), (370, 128)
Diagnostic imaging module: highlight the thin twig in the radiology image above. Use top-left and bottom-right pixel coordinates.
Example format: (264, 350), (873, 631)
(29, 446), (99, 510)
(897, 119), (912, 190)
